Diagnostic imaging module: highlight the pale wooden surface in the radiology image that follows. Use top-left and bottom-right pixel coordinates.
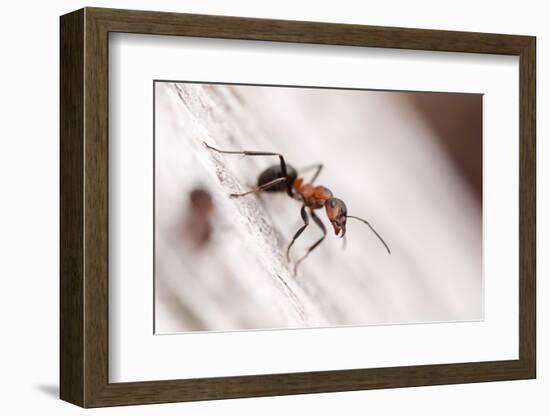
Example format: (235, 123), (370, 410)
(154, 82), (482, 333)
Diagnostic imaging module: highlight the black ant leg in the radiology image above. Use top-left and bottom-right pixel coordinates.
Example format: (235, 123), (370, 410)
(293, 209), (327, 276)
(204, 142), (294, 197)
(299, 163), (324, 184)
(286, 205), (309, 262)
(230, 177), (287, 198)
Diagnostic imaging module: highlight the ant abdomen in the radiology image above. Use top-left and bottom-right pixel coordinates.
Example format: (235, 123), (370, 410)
(257, 164), (298, 192)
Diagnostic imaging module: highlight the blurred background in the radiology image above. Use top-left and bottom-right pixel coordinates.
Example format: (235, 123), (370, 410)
(154, 81), (482, 333)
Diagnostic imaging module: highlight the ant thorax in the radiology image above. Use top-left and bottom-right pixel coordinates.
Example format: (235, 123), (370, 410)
(293, 178), (333, 209)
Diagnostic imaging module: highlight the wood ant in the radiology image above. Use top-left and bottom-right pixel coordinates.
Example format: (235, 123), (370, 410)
(204, 142), (390, 275)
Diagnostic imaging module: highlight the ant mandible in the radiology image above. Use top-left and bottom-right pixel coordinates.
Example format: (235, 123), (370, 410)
(204, 141), (391, 275)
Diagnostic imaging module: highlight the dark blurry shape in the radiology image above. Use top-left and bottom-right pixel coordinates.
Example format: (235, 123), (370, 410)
(409, 93), (482, 202)
(187, 188), (214, 247)
(204, 142), (390, 276)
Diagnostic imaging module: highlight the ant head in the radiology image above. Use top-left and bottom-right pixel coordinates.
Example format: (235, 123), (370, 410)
(325, 198), (348, 237)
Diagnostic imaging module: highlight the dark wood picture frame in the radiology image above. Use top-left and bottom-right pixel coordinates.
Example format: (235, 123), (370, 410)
(60, 7), (536, 408)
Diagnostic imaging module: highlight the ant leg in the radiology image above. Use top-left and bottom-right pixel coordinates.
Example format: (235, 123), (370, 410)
(204, 142), (293, 197)
(286, 205), (309, 262)
(230, 177), (287, 198)
(293, 209), (327, 276)
(299, 163), (324, 184)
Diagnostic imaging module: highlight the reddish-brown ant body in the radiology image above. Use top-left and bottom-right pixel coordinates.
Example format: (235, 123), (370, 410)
(204, 142), (390, 275)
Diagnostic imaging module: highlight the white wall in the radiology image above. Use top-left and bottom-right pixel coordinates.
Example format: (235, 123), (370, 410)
(0, 0), (545, 414)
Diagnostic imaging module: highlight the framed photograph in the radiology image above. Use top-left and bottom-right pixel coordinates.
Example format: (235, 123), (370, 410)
(60, 7), (536, 408)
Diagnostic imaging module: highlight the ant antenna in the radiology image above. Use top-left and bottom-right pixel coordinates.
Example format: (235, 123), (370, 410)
(346, 215), (391, 255)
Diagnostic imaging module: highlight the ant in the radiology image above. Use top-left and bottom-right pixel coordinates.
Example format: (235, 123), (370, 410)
(204, 141), (391, 275)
